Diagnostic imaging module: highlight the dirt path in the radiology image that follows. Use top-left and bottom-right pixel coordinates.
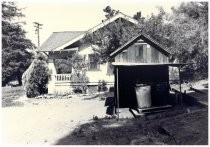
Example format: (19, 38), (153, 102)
(2, 96), (106, 145)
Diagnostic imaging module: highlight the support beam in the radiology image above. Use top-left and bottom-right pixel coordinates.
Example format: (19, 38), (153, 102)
(116, 67), (120, 120)
(178, 66), (182, 105)
(48, 59), (57, 94)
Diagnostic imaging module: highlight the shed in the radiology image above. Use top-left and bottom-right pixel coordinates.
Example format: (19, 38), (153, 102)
(113, 62), (187, 118)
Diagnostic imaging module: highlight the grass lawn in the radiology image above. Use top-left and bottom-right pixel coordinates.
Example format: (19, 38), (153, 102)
(2, 86), (25, 107)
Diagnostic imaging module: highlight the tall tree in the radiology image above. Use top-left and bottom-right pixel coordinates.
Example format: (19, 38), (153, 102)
(86, 4), (208, 79)
(84, 6), (139, 62)
(139, 2), (208, 77)
(168, 2), (208, 77)
(2, 2), (35, 86)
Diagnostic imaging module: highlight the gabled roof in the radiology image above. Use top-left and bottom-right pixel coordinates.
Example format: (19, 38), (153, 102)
(37, 12), (138, 52)
(37, 31), (85, 52)
(110, 33), (172, 58)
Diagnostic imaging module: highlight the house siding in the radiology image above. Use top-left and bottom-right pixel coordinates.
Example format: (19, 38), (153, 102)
(78, 46), (114, 84)
(114, 40), (169, 63)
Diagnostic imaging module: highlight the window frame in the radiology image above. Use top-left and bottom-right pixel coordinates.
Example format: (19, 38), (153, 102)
(88, 54), (100, 71)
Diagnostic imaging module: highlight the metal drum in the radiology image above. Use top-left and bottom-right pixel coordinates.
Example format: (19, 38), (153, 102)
(135, 85), (152, 108)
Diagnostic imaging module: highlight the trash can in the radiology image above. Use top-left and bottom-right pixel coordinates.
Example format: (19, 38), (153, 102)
(135, 84), (152, 108)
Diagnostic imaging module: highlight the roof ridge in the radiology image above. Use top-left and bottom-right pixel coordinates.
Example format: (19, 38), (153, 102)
(140, 33), (171, 54)
(86, 12), (138, 33)
(118, 12), (137, 21)
(53, 31), (85, 33)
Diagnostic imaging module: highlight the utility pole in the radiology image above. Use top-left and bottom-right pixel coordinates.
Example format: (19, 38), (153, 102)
(33, 22), (43, 47)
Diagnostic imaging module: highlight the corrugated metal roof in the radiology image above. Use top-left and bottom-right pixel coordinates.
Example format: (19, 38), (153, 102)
(37, 31), (85, 52)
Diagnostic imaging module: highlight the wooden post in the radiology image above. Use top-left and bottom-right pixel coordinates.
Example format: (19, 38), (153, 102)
(48, 59), (57, 94)
(178, 66), (182, 105)
(116, 67), (120, 120)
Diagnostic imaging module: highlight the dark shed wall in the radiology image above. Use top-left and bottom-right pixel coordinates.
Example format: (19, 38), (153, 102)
(115, 41), (169, 63)
(114, 65), (169, 108)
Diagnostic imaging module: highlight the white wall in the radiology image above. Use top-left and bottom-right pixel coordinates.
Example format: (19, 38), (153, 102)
(79, 46), (114, 84)
(48, 59), (57, 94)
(86, 63), (114, 84)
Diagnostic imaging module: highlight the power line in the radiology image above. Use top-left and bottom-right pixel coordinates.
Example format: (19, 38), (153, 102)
(33, 22), (43, 47)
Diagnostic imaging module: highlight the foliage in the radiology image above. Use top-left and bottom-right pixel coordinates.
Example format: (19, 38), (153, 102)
(67, 53), (89, 93)
(2, 2), (35, 86)
(140, 8), (173, 48)
(133, 11), (145, 23)
(98, 80), (108, 92)
(86, 4), (208, 79)
(103, 6), (119, 19)
(22, 53), (49, 98)
(68, 53), (89, 72)
(84, 7), (138, 63)
(168, 2), (208, 77)
(138, 3), (208, 77)
(71, 73), (89, 93)
(54, 58), (72, 74)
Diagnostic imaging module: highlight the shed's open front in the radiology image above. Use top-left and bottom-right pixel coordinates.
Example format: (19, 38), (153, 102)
(113, 63), (187, 112)
(114, 64), (170, 109)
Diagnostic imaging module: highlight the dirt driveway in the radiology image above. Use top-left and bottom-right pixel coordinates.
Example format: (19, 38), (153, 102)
(2, 79), (208, 145)
(2, 95), (106, 145)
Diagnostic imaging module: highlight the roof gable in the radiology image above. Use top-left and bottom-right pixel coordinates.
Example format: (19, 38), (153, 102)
(37, 31), (85, 52)
(37, 12), (138, 52)
(110, 33), (171, 58)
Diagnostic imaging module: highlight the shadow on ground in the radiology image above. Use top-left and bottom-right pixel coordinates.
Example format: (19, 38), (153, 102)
(55, 105), (208, 145)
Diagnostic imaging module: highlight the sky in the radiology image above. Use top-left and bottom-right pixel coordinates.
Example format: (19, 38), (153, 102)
(14, 0), (185, 47)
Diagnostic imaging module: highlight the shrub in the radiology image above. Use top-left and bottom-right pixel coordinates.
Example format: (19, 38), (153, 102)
(22, 53), (49, 98)
(71, 72), (89, 94)
(98, 80), (108, 92)
(68, 53), (89, 94)
(54, 58), (72, 74)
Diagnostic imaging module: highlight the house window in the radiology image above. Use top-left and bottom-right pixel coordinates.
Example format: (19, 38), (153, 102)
(136, 44), (143, 58)
(89, 54), (99, 70)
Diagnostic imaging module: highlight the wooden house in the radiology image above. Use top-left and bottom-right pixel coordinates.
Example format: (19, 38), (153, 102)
(37, 12), (181, 98)
(37, 12), (138, 94)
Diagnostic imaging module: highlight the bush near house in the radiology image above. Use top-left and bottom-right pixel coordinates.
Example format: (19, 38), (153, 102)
(71, 72), (89, 94)
(22, 53), (50, 98)
(98, 80), (108, 92)
(68, 53), (89, 94)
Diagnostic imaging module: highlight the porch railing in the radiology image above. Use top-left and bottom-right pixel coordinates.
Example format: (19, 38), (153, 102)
(54, 74), (72, 82)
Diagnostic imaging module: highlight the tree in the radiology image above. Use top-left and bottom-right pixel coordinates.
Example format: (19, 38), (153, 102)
(67, 53), (89, 93)
(87, 4), (208, 79)
(103, 6), (119, 19)
(83, 6), (138, 63)
(2, 2), (35, 86)
(54, 58), (72, 74)
(22, 53), (49, 98)
(168, 2), (208, 77)
(139, 7), (173, 48)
